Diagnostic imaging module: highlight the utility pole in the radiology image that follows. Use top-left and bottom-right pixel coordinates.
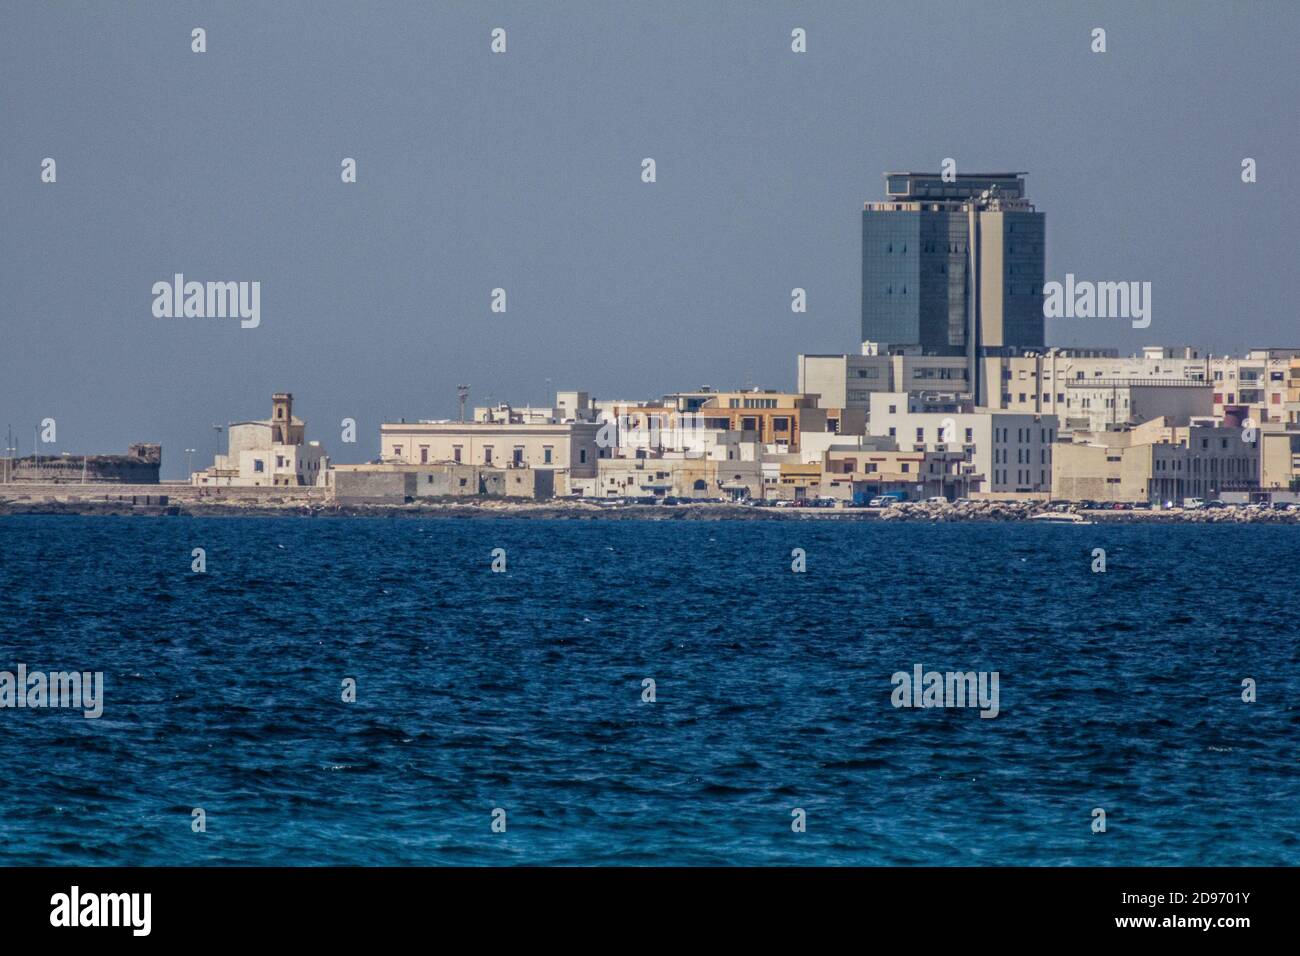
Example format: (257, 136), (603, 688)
(185, 448), (196, 481)
(457, 384), (470, 423)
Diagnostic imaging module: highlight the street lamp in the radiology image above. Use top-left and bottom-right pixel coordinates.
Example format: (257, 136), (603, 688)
(185, 448), (196, 480)
(3, 425), (15, 483)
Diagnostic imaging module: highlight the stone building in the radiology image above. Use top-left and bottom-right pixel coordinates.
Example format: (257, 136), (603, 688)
(1, 443), (161, 483)
(193, 392), (328, 487)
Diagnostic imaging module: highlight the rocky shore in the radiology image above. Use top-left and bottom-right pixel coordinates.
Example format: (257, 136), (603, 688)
(2, 496), (1298, 523)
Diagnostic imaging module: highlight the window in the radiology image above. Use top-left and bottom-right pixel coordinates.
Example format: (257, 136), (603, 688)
(420, 446), (428, 464)
(253, 459), (264, 473)
(543, 446), (553, 464)
(393, 445), (403, 457)
(580, 449), (587, 463)
(512, 447), (524, 466)
(484, 446), (493, 464)
(453, 445), (462, 463)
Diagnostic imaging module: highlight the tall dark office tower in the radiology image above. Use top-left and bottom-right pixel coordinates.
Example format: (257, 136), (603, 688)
(861, 172), (1045, 361)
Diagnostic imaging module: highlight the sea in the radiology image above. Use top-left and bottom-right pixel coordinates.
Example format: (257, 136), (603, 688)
(0, 514), (1296, 866)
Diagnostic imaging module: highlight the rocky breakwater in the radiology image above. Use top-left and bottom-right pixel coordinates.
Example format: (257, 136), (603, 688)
(877, 500), (1041, 522)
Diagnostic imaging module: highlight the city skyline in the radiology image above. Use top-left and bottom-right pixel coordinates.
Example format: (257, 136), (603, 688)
(3, 2), (1297, 478)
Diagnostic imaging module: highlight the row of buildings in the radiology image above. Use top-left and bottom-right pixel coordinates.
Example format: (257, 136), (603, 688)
(176, 350), (1293, 508)
(307, 171), (1295, 506)
(10, 171), (1296, 507)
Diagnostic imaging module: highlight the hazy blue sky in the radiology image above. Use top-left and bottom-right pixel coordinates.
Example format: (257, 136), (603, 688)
(3, 1), (1297, 475)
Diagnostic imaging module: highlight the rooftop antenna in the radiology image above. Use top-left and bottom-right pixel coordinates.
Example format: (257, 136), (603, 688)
(457, 384), (470, 423)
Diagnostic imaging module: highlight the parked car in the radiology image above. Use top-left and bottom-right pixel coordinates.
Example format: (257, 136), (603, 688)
(1183, 498), (1205, 510)
(925, 496), (949, 505)
(1205, 500), (1228, 509)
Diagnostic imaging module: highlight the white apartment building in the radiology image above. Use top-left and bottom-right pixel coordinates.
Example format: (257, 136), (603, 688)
(868, 392), (1057, 495)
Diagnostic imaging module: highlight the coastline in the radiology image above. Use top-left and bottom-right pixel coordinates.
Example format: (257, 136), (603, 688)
(3, 496), (1297, 523)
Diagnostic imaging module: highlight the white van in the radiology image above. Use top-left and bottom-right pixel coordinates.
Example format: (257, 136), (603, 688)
(1183, 497), (1205, 510)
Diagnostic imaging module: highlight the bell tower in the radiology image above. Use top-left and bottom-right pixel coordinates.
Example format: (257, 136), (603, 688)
(272, 392), (293, 445)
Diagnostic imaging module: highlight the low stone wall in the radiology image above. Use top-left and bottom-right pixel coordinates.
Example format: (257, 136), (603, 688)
(0, 482), (328, 503)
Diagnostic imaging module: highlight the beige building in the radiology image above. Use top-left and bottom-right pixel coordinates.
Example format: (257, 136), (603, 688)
(821, 447), (972, 501)
(195, 392), (328, 487)
(868, 392), (1057, 495)
(1052, 418), (1258, 504)
(661, 389), (832, 451)
(986, 346), (1207, 415)
(988, 346), (1300, 429)
(331, 462), (554, 502)
(1055, 380), (1212, 433)
(380, 417), (601, 492)
(1258, 422), (1300, 492)
(1208, 348), (1300, 425)
(797, 349), (970, 411)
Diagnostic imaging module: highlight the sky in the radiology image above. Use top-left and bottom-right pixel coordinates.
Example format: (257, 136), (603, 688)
(2, 1), (1297, 476)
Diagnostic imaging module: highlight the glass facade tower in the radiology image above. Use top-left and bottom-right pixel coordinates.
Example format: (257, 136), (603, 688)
(861, 172), (1044, 357)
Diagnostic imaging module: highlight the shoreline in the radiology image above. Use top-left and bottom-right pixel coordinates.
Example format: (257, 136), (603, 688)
(2, 497), (1297, 523)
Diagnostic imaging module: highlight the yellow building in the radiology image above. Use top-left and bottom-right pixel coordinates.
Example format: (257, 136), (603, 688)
(1052, 418), (1258, 504)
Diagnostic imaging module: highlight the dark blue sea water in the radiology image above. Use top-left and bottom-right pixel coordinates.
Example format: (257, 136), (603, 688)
(0, 515), (1296, 865)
